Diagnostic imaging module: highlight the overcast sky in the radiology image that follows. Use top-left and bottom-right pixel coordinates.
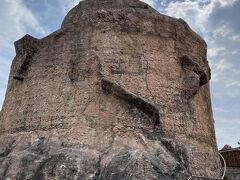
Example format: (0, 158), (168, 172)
(0, 0), (239, 149)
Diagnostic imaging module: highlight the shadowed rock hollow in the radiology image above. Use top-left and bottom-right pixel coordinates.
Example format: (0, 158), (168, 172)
(0, 0), (222, 179)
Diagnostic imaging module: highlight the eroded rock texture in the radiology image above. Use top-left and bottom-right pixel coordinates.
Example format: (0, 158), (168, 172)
(0, 0), (222, 179)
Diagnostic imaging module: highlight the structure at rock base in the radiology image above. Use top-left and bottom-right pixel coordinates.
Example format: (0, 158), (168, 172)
(0, 0), (222, 179)
(220, 146), (240, 180)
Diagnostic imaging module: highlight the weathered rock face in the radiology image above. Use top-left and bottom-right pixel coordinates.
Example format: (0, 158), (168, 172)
(0, 0), (222, 179)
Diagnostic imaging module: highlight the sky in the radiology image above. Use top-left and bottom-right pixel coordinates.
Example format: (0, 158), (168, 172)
(0, 0), (239, 149)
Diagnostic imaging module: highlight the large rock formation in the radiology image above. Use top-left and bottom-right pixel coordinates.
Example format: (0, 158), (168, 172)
(0, 0), (222, 179)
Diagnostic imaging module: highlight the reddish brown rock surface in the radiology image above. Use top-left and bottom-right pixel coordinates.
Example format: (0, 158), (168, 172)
(0, 0), (222, 179)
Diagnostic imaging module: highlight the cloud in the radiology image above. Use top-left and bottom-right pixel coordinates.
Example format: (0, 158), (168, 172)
(230, 34), (240, 42)
(162, 0), (240, 33)
(57, 0), (81, 14)
(0, 0), (46, 109)
(213, 107), (230, 113)
(210, 23), (240, 44)
(217, 0), (240, 7)
(216, 127), (239, 148)
(212, 24), (232, 38)
(58, 0), (159, 13)
(208, 47), (226, 58)
(215, 117), (240, 148)
(211, 59), (232, 82)
(211, 59), (240, 98)
(226, 81), (240, 88)
(0, 0), (46, 55)
(162, 0), (214, 33)
(206, 46), (239, 59)
(0, 0), (46, 41)
(59, 0), (159, 15)
(141, 0), (158, 7)
(217, 117), (240, 124)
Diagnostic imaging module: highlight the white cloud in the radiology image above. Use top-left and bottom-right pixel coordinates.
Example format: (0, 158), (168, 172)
(211, 24), (240, 43)
(58, 0), (159, 14)
(208, 46), (239, 58)
(212, 24), (232, 38)
(0, 0), (46, 109)
(226, 81), (240, 88)
(213, 107), (230, 113)
(215, 116), (240, 148)
(0, 0), (45, 40)
(0, 90), (6, 110)
(163, 0), (215, 33)
(208, 47), (226, 58)
(141, 0), (158, 7)
(163, 0), (240, 33)
(217, 117), (240, 124)
(217, 0), (240, 7)
(216, 126), (240, 148)
(0, 0), (46, 56)
(211, 59), (240, 98)
(58, 0), (81, 14)
(0, 56), (10, 76)
(0, 56), (10, 109)
(211, 59), (232, 82)
(230, 34), (240, 42)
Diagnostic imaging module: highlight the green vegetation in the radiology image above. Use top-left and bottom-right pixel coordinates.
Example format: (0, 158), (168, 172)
(224, 175), (228, 180)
